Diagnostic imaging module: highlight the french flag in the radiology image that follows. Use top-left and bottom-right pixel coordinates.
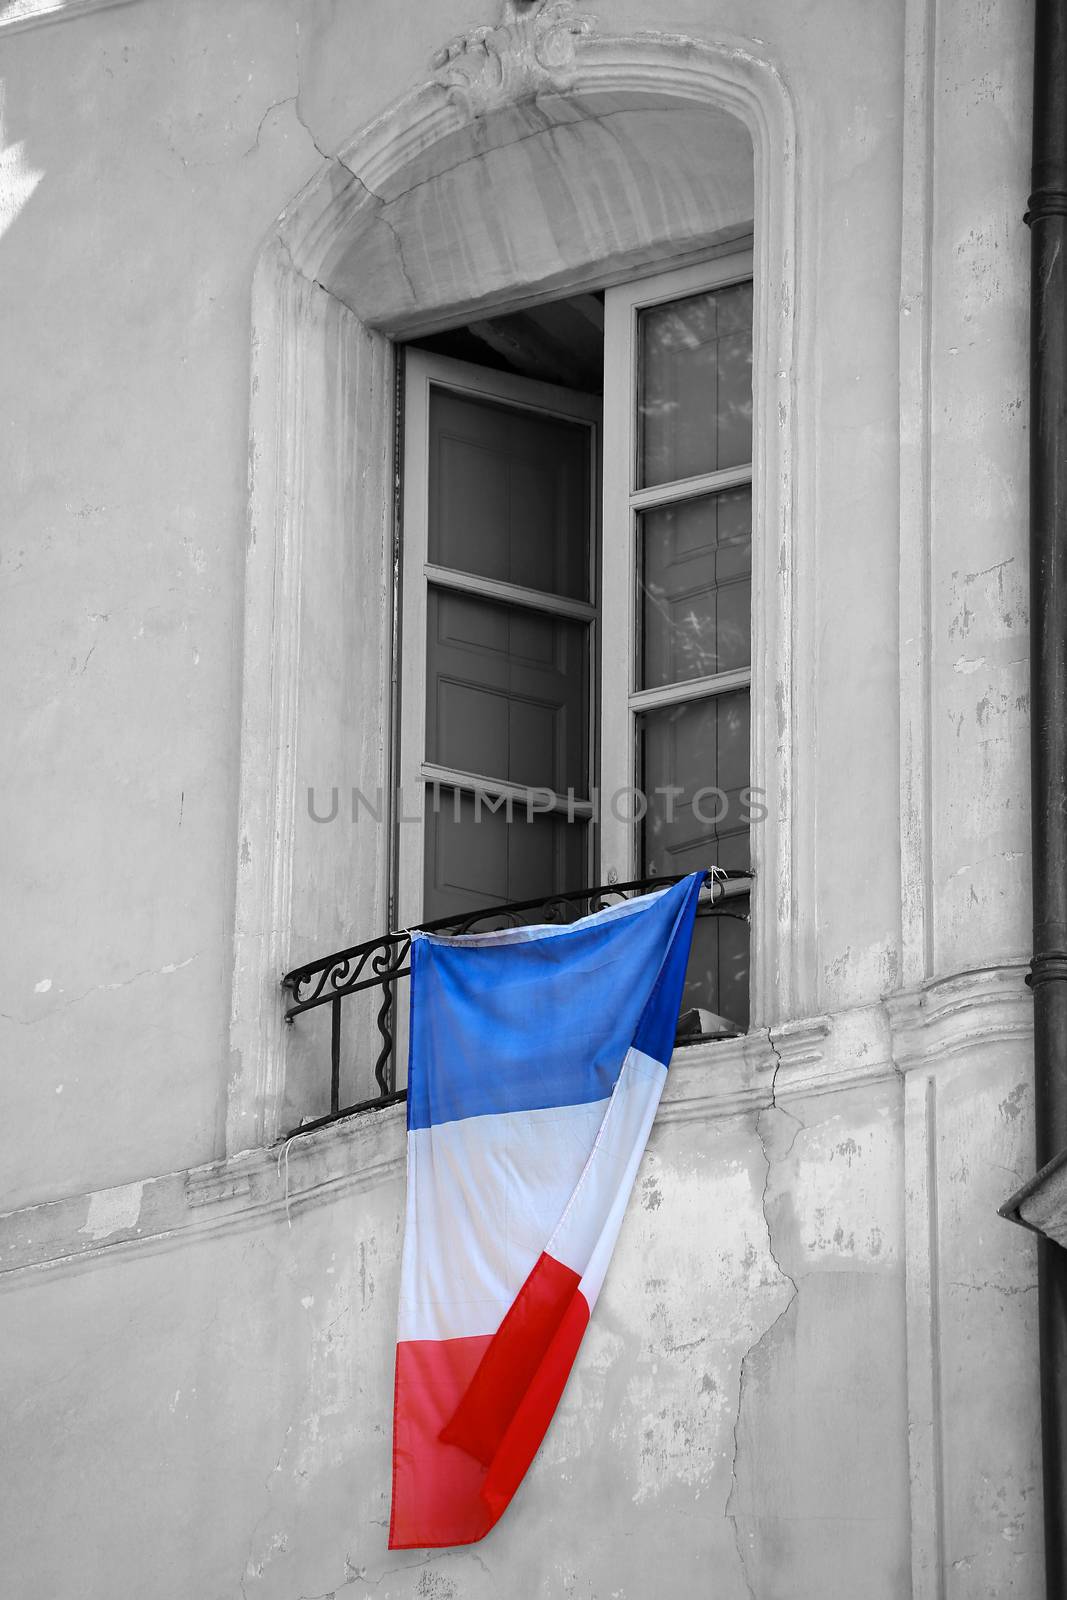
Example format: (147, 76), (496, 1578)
(388, 872), (704, 1549)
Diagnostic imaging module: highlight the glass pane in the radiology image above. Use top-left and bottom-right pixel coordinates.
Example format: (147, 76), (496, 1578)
(685, 898), (751, 1033)
(426, 589), (589, 794)
(423, 786), (587, 922)
(638, 690), (750, 1032)
(639, 691), (751, 866)
(428, 387), (591, 601)
(639, 486), (752, 689)
(637, 280), (753, 489)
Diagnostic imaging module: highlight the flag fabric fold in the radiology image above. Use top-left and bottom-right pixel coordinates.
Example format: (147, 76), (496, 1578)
(388, 871), (704, 1549)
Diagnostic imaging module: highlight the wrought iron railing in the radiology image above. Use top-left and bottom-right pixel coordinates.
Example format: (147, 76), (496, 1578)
(280, 869), (751, 1140)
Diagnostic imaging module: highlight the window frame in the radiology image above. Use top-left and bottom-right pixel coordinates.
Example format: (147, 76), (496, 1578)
(396, 251), (754, 1025)
(599, 250), (755, 888)
(396, 349), (602, 933)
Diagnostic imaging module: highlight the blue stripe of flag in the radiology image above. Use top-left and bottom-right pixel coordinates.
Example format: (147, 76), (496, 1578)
(406, 873), (703, 1131)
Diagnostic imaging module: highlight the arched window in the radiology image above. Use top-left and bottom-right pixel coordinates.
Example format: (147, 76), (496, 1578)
(228, 22), (802, 1151)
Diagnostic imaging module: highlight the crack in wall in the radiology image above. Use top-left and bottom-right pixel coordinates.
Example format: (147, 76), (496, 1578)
(279, 60), (744, 334)
(281, 74), (422, 310)
(293, 1552), (362, 1600)
(317, 1545), (493, 1595)
(0, 955), (199, 1026)
(726, 1027), (802, 1599)
(352, 100), (693, 215)
(285, 96), (724, 313)
(292, 95), (335, 170)
(374, 209), (419, 303)
(243, 95), (298, 159)
(239, 1403), (298, 1600)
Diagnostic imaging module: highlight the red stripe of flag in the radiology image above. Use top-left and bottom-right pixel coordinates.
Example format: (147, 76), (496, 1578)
(440, 1252), (583, 1465)
(389, 1333), (494, 1549)
(443, 1251), (591, 1527)
(478, 1277), (590, 1522)
(389, 1253), (593, 1548)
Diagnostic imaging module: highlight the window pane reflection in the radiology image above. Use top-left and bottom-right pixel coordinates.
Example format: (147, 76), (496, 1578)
(637, 280), (753, 489)
(638, 690), (750, 1031)
(639, 487), (752, 689)
(639, 692), (751, 868)
(685, 900), (751, 1033)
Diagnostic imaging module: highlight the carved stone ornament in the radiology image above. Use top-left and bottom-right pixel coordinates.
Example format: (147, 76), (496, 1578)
(430, 0), (597, 116)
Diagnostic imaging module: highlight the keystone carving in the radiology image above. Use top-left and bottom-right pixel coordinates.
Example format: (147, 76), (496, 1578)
(431, 0), (597, 116)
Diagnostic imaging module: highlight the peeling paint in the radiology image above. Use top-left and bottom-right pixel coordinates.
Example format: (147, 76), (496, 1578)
(79, 1181), (144, 1241)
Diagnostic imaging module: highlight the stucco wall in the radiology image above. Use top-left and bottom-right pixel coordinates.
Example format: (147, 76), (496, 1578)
(2, 1059), (913, 1600)
(0, 1015), (1038, 1599)
(0, 0), (500, 1209)
(3, 0), (315, 1208)
(0, 0), (1044, 1595)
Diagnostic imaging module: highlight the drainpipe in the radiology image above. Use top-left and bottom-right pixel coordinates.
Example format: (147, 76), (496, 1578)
(1026, 0), (1067, 1591)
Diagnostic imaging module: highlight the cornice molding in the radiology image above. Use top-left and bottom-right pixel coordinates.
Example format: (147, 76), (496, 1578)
(0, 0), (137, 35)
(884, 960), (1032, 1073)
(0, 1102), (406, 1286)
(4, 962), (1031, 1282)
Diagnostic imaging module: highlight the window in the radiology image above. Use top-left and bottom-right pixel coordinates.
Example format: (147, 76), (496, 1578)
(397, 358), (600, 922)
(235, 44), (794, 1149)
(601, 254), (754, 1032)
(398, 250), (753, 1032)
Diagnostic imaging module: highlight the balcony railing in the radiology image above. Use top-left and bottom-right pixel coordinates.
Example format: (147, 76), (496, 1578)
(280, 869), (751, 1140)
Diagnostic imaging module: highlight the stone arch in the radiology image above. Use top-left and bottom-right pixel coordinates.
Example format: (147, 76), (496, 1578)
(227, 18), (805, 1154)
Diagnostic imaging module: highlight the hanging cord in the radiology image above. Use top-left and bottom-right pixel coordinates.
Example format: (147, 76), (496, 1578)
(275, 1134), (299, 1229)
(704, 864), (730, 900)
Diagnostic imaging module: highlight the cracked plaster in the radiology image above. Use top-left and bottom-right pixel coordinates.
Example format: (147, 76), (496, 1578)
(726, 1034), (802, 1597)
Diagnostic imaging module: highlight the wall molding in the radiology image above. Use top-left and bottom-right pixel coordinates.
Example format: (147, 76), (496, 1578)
(893, 958), (1038, 1600)
(2, 964), (1032, 1283)
(0, 0), (137, 34)
(884, 960), (1031, 1073)
(897, 0), (937, 991)
(0, 1101), (408, 1286)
